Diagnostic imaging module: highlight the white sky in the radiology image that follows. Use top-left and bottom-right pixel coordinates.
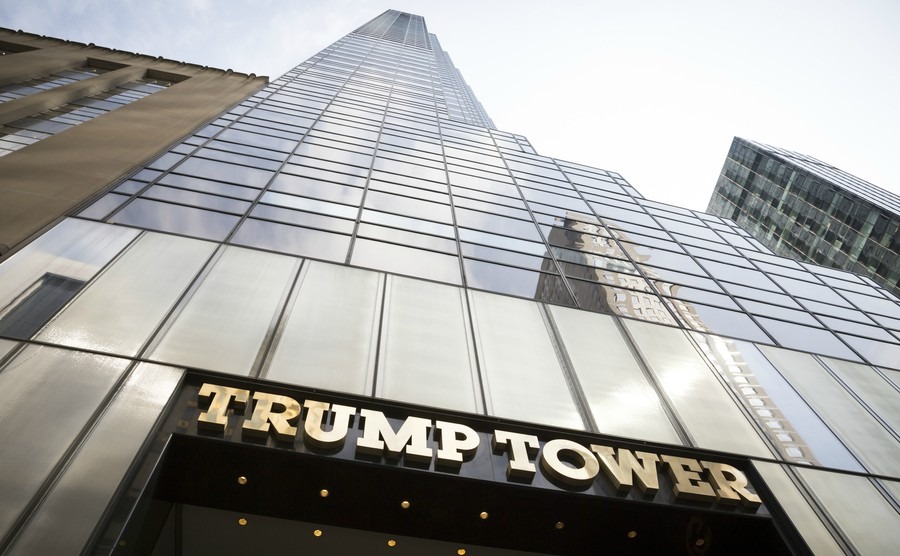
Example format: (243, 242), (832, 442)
(3, 0), (899, 211)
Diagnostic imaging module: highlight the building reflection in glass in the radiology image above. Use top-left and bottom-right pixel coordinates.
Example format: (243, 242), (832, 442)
(537, 213), (676, 324)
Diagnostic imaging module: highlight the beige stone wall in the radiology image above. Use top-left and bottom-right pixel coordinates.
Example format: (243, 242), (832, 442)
(0, 29), (268, 257)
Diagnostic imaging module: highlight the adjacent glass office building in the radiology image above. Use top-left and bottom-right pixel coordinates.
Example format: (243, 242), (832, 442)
(1, 10), (899, 555)
(708, 137), (900, 298)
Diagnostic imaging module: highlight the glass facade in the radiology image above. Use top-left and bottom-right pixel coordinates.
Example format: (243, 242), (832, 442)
(708, 137), (900, 298)
(1, 10), (899, 554)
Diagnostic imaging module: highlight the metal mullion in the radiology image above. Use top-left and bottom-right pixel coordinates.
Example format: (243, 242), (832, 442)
(610, 316), (696, 449)
(424, 42), (489, 416)
(252, 258), (307, 381)
(538, 304), (597, 433)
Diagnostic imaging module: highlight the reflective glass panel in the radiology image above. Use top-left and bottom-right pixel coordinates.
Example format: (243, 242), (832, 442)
(114, 180), (148, 195)
(369, 179), (449, 204)
(571, 281), (677, 324)
(371, 169), (448, 193)
(559, 261), (651, 290)
(520, 188), (589, 212)
(0, 219), (139, 339)
(150, 247), (298, 375)
(696, 335), (863, 470)
(158, 174), (260, 201)
(451, 184), (524, 208)
(721, 283), (802, 309)
(662, 286), (740, 310)
(351, 239), (462, 285)
(611, 226), (676, 246)
(820, 357), (900, 435)
(760, 345), (900, 476)
(549, 229), (625, 259)
(294, 143), (372, 167)
(593, 206), (658, 228)
(872, 313), (900, 333)
(752, 463), (843, 555)
(818, 316), (894, 341)
(364, 190), (452, 222)
(737, 300), (820, 326)
(110, 198), (239, 241)
(699, 260), (780, 291)
(464, 259), (574, 306)
(753, 260), (819, 282)
(549, 306), (681, 444)
(882, 479), (900, 510)
(836, 334), (900, 369)
(621, 242), (706, 275)
(281, 163), (367, 187)
(172, 158), (274, 187)
(624, 320), (772, 457)
(193, 148), (281, 171)
(657, 219), (721, 242)
(641, 266), (720, 292)
(755, 318), (860, 361)
(230, 219), (350, 262)
(357, 224), (457, 255)
(798, 297), (874, 323)
(36, 233), (216, 356)
(461, 243), (551, 270)
(455, 208), (542, 241)
(217, 127), (298, 152)
(265, 262), (382, 394)
(141, 185), (251, 214)
(796, 468), (900, 554)
(362, 210), (455, 238)
(682, 241), (742, 259)
(453, 196), (529, 221)
(770, 275), (851, 307)
(819, 275), (879, 296)
(0, 346), (130, 538)
(373, 156), (445, 182)
(378, 277), (479, 412)
(289, 154), (370, 177)
(79, 193), (129, 220)
(469, 291), (584, 430)
(249, 204), (355, 234)
(839, 290), (898, 316)
(261, 191), (359, 219)
(668, 301), (770, 342)
(7, 363), (183, 554)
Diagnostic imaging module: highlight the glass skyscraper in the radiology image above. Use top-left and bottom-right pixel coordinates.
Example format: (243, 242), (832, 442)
(0, 10), (899, 555)
(708, 137), (900, 298)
